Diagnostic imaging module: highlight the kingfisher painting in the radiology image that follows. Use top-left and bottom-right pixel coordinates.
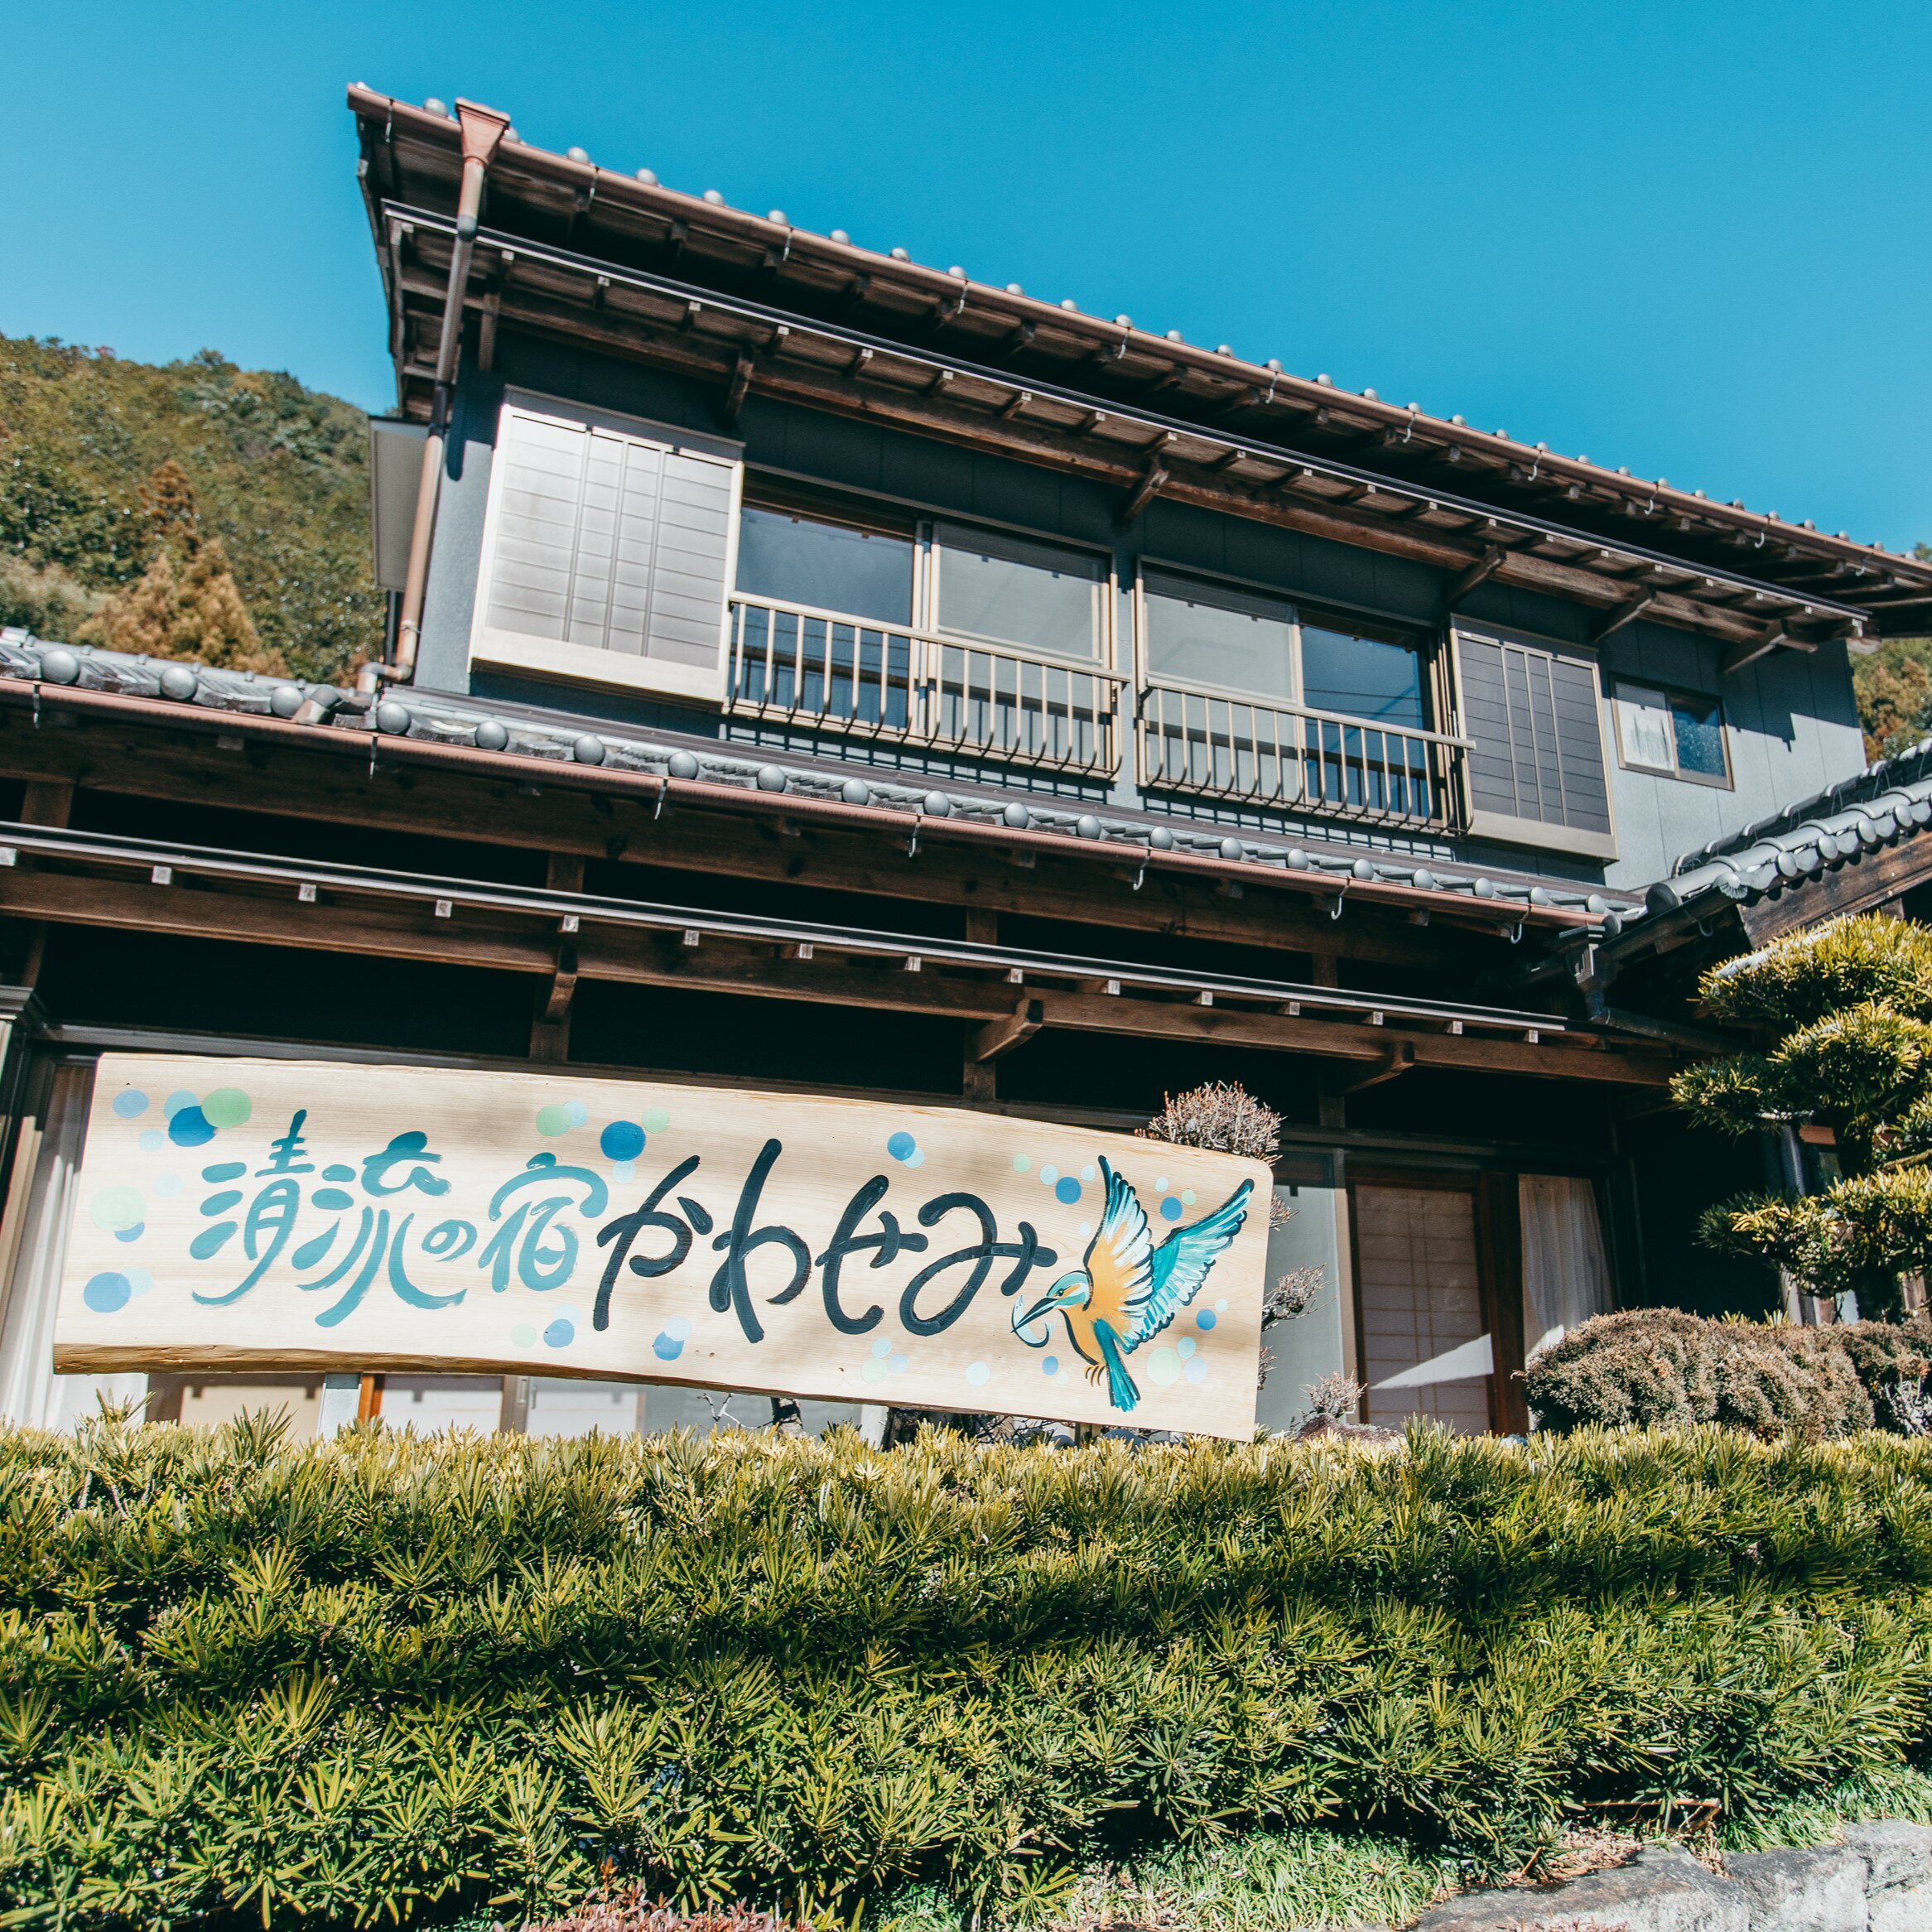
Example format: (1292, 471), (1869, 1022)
(1010, 1158), (1253, 1413)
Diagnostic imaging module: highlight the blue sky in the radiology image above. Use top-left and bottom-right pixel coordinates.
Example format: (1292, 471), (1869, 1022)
(5, 2), (1926, 549)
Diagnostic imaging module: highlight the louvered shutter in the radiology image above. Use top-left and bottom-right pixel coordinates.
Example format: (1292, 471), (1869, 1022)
(1453, 624), (1616, 859)
(471, 399), (742, 704)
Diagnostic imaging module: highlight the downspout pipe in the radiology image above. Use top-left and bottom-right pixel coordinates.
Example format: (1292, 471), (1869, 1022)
(359, 98), (510, 697)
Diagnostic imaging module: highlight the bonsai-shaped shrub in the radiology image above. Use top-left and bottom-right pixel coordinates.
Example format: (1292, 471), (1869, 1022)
(1521, 1306), (1932, 1437)
(1673, 913), (1932, 1317)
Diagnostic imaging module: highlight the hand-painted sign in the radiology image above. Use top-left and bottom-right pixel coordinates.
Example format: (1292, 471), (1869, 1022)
(55, 1056), (1271, 1438)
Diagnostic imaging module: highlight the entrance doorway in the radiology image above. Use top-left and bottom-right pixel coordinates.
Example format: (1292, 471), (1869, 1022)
(1351, 1181), (1493, 1433)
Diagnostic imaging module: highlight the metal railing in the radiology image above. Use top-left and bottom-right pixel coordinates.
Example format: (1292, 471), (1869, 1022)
(726, 595), (1125, 777)
(1136, 682), (1467, 830)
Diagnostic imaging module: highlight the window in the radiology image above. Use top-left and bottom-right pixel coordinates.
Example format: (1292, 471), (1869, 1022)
(1299, 620), (1425, 728)
(1139, 570), (1426, 725)
(1142, 571), (1295, 700)
(473, 398), (742, 704)
(932, 523), (1104, 660)
(1453, 624), (1616, 860)
(735, 504), (913, 627)
(1612, 683), (1731, 786)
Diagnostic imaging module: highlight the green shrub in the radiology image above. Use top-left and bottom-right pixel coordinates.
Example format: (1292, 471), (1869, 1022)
(6, 1410), (1932, 1928)
(1523, 1308), (1932, 1436)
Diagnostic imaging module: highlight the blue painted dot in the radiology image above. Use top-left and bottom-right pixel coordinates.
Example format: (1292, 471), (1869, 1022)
(886, 1130), (918, 1163)
(190, 1222), (236, 1260)
(1184, 1357), (1209, 1385)
(312, 1188), (354, 1211)
(888, 1352), (908, 1375)
(1177, 1336), (1197, 1361)
(544, 1318), (576, 1348)
(162, 1091), (198, 1120)
(565, 1101), (589, 1129)
(600, 1120), (646, 1162)
(83, 1272), (131, 1313)
(167, 1106), (214, 1148)
(112, 1091), (148, 1120)
(153, 1173), (181, 1198)
(1055, 1177), (1082, 1206)
(113, 1224), (144, 1245)
(1160, 1195), (1184, 1222)
(610, 1161), (636, 1183)
(1040, 1164), (1058, 1184)
(1043, 1356), (1059, 1376)
(663, 1316), (693, 1342)
(138, 1130), (164, 1153)
(871, 1337), (892, 1358)
(1196, 1309), (1217, 1330)
(652, 1331), (684, 1361)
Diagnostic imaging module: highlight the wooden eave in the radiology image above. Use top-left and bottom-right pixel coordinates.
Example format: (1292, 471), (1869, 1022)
(349, 86), (1932, 644)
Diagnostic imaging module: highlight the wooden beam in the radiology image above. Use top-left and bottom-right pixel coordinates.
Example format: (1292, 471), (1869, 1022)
(1117, 460), (1168, 528)
(1335, 1040), (1415, 1092)
(1737, 836), (1932, 943)
(1591, 589), (1659, 644)
(1438, 545), (1508, 615)
(971, 998), (1043, 1063)
(0, 870), (1671, 1084)
(721, 349), (754, 424)
(1721, 625), (1788, 674)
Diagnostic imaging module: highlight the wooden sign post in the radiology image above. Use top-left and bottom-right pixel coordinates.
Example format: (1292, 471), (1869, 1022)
(55, 1055), (1271, 1439)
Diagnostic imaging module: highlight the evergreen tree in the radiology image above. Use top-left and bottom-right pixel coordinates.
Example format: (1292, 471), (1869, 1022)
(90, 460), (279, 672)
(1677, 913), (1932, 1318)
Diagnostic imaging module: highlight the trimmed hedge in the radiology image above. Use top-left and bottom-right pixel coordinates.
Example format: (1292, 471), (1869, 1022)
(5, 1412), (1932, 1928)
(1524, 1308), (1932, 1435)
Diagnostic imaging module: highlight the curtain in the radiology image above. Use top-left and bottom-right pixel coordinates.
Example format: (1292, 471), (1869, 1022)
(1519, 1173), (1613, 1363)
(0, 1062), (144, 1430)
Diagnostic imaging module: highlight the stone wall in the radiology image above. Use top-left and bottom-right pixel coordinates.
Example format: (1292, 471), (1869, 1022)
(1408, 1820), (1932, 1931)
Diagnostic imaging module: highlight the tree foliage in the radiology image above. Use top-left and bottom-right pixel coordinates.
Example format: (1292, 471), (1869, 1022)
(1849, 543), (1932, 760)
(1674, 915), (1932, 1314)
(0, 336), (383, 683)
(6, 1410), (1932, 1927)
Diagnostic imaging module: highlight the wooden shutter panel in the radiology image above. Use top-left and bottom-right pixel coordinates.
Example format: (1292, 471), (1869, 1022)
(1453, 626), (1615, 860)
(472, 402), (742, 705)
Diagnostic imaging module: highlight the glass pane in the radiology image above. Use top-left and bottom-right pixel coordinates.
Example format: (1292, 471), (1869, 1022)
(1144, 578), (1294, 701)
(1615, 686), (1676, 772)
(735, 507), (913, 626)
(1671, 693), (1727, 778)
(1299, 624), (1425, 726)
(935, 525), (1100, 659)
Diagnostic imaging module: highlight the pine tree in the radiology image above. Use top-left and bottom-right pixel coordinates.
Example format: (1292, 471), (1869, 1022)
(1676, 913), (1932, 1318)
(86, 460), (281, 673)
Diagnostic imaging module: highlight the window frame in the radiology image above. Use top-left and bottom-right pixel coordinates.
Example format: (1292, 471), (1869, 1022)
(469, 391), (744, 706)
(1134, 561), (1434, 732)
(1610, 679), (1733, 789)
(728, 487), (1118, 669)
(1448, 619), (1620, 862)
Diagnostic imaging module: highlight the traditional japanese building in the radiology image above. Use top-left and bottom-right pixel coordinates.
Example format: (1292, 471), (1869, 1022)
(2, 87), (1929, 1438)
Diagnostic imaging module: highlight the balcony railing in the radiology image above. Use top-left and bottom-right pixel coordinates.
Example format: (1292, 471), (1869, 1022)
(1136, 682), (1467, 831)
(726, 595), (1125, 778)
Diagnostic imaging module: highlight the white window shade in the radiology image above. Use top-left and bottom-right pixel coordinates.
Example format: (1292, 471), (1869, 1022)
(472, 400), (743, 705)
(1613, 684), (1677, 773)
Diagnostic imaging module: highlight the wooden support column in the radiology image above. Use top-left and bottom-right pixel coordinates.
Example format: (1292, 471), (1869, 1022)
(14, 779), (73, 992)
(961, 909), (1000, 1103)
(1477, 1171), (1530, 1435)
(530, 853), (584, 1062)
(1311, 956), (1348, 1130)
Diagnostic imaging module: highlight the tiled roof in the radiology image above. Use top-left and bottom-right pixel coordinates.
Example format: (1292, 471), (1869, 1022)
(1646, 737), (1932, 914)
(0, 631), (1638, 932)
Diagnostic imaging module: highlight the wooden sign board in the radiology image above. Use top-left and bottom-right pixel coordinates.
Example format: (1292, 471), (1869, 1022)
(55, 1056), (1271, 1438)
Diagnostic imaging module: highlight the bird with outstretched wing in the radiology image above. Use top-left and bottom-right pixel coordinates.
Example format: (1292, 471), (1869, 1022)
(1010, 1157), (1252, 1412)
